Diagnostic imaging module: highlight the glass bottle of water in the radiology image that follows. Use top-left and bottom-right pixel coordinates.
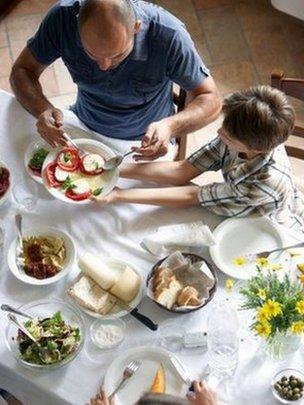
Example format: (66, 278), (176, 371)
(207, 302), (239, 377)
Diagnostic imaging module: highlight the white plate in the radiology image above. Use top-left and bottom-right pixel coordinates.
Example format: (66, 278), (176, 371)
(70, 258), (144, 319)
(24, 139), (51, 184)
(209, 217), (286, 279)
(7, 226), (76, 285)
(0, 160), (11, 207)
(41, 138), (119, 204)
(104, 346), (188, 404)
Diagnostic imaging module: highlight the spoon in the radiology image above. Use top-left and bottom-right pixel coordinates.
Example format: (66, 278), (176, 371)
(1, 304), (33, 320)
(15, 213), (23, 256)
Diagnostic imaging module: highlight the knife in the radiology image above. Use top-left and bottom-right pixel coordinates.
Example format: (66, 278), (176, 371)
(169, 356), (192, 386)
(107, 290), (158, 332)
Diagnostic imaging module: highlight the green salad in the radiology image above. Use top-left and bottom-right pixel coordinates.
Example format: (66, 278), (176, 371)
(17, 311), (81, 365)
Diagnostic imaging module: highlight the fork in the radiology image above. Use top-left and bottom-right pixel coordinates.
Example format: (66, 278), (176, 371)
(62, 133), (87, 158)
(109, 360), (141, 398)
(246, 241), (304, 260)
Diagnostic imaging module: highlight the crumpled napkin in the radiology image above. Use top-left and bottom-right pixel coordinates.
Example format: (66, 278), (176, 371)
(141, 221), (216, 256)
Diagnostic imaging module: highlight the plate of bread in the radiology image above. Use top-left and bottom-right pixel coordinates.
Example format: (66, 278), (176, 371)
(104, 346), (188, 405)
(147, 251), (217, 313)
(68, 253), (143, 318)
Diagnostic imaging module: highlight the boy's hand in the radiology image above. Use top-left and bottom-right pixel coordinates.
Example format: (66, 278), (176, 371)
(91, 188), (119, 204)
(187, 381), (218, 405)
(89, 386), (115, 405)
(132, 120), (172, 161)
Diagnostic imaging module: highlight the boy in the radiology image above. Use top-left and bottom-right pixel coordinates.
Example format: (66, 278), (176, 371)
(96, 86), (304, 230)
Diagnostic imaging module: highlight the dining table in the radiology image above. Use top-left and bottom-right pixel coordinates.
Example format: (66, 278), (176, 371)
(0, 88), (304, 405)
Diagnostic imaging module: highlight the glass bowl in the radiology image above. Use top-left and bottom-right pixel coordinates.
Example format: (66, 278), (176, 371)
(90, 317), (126, 351)
(0, 160), (11, 208)
(272, 368), (304, 404)
(5, 298), (86, 370)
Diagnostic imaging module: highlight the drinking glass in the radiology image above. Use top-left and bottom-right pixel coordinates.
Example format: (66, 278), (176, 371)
(207, 302), (239, 377)
(12, 179), (39, 212)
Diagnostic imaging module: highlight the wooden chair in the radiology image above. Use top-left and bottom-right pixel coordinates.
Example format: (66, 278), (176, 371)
(173, 87), (187, 160)
(271, 69), (304, 160)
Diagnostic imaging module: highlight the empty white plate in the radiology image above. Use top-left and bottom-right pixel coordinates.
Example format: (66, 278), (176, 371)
(209, 217), (286, 279)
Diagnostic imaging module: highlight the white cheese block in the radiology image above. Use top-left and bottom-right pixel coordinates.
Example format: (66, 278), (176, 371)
(82, 153), (104, 172)
(110, 265), (140, 303)
(78, 253), (117, 290)
(72, 179), (90, 195)
(54, 166), (70, 182)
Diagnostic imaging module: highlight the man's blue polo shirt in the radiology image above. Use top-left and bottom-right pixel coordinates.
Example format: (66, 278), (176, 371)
(27, 0), (210, 140)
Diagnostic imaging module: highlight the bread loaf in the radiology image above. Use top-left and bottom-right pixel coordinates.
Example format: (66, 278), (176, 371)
(110, 265), (140, 302)
(78, 253), (117, 290)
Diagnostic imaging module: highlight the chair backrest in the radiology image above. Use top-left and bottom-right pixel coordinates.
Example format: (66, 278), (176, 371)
(173, 87), (187, 160)
(271, 69), (304, 160)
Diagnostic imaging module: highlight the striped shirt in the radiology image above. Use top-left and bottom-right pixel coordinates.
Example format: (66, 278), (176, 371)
(188, 137), (304, 231)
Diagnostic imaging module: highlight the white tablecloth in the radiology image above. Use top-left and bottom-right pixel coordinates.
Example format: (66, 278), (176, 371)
(0, 90), (303, 405)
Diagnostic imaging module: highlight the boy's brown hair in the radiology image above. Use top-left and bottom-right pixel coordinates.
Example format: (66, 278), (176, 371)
(222, 85), (295, 152)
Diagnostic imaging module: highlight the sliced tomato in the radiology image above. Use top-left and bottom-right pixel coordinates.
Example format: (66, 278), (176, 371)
(65, 188), (91, 201)
(56, 148), (80, 172)
(45, 163), (61, 188)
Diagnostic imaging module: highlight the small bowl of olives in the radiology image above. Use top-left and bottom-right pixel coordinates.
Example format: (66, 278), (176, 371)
(272, 368), (304, 403)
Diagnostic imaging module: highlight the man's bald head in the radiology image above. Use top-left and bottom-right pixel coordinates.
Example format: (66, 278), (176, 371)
(78, 0), (135, 34)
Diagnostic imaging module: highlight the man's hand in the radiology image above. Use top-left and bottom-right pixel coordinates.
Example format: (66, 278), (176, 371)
(36, 108), (67, 147)
(187, 381), (218, 405)
(132, 120), (172, 161)
(89, 386), (115, 405)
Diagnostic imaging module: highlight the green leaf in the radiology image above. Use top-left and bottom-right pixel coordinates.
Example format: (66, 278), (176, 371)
(29, 148), (49, 170)
(61, 176), (76, 190)
(92, 187), (103, 196)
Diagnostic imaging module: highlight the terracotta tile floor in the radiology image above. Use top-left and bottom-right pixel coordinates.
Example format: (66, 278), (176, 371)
(0, 0), (303, 163)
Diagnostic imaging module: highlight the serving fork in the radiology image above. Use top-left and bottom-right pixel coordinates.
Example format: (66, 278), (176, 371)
(109, 360), (141, 398)
(245, 240), (304, 260)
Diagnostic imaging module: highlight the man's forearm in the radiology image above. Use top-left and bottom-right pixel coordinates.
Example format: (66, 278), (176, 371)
(109, 186), (200, 208)
(164, 88), (221, 137)
(120, 160), (200, 185)
(10, 66), (53, 118)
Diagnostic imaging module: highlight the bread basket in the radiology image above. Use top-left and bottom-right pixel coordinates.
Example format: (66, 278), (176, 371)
(146, 253), (218, 314)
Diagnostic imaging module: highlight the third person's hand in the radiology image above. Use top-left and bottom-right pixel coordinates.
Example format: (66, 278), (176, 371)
(36, 108), (67, 147)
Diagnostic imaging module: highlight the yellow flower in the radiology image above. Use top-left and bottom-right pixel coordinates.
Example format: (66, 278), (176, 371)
(287, 250), (301, 258)
(291, 321), (304, 335)
(257, 307), (270, 322)
(263, 299), (282, 318)
(296, 300), (304, 315)
(298, 274), (304, 285)
(256, 258), (269, 268)
(257, 289), (267, 300)
(233, 256), (247, 266)
(297, 263), (304, 274)
(225, 278), (235, 292)
(255, 321), (272, 338)
(268, 263), (283, 271)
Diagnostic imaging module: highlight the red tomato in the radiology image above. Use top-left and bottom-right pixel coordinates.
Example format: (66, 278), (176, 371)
(57, 148), (80, 172)
(45, 163), (61, 188)
(65, 188), (91, 201)
(0, 167), (10, 196)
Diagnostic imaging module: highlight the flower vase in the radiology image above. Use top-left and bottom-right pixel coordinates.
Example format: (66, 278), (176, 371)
(264, 332), (301, 360)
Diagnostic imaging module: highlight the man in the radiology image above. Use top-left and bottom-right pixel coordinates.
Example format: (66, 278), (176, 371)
(10, 0), (221, 160)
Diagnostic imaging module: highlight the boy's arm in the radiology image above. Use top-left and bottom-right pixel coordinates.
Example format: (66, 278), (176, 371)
(99, 185), (200, 208)
(120, 160), (201, 185)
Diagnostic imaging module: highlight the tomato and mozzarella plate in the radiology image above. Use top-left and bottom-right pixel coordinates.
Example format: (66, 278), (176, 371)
(45, 148), (105, 201)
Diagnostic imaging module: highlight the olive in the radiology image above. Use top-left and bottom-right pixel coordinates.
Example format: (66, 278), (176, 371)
(281, 376), (288, 382)
(282, 381), (289, 387)
(294, 388), (301, 394)
(294, 393), (301, 400)
(274, 383), (281, 391)
(282, 387), (289, 394)
(291, 380), (298, 388)
(290, 375), (296, 381)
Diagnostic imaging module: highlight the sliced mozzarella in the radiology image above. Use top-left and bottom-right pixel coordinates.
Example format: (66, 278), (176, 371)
(72, 179), (90, 195)
(82, 154), (104, 172)
(54, 166), (70, 182)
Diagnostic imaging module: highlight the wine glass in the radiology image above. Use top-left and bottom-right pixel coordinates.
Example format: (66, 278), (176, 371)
(12, 179), (39, 212)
